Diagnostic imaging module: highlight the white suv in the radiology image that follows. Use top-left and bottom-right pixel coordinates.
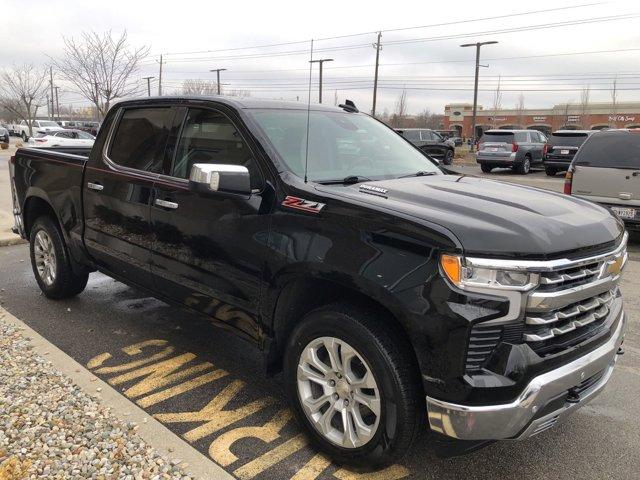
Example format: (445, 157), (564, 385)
(566, 129), (640, 230)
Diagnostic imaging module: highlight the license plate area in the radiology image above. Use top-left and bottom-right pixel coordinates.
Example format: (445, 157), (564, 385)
(560, 149), (570, 155)
(611, 206), (636, 219)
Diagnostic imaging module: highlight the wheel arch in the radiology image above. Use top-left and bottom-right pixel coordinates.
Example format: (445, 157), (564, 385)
(264, 272), (421, 381)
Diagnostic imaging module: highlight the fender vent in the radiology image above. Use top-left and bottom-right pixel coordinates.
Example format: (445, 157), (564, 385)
(465, 324), (503, 371)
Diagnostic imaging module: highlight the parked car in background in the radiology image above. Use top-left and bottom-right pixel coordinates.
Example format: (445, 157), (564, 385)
(28, 129), (95, 148)
(395, 128), (455, 164)
(448, 136), (463, 146)
(543, 130), (594, 176)
(16, 119), (64, 141)
(566, 129), (640, 230)
(476, 129), (547, 174)
(0, 127), (9, 146)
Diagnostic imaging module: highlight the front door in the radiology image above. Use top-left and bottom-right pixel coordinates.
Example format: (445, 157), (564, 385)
(149, 106), (272, 341)
(83, 106), (175, 288)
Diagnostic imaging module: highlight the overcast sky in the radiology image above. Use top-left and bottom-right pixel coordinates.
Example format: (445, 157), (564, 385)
(2, 0), (639, 115)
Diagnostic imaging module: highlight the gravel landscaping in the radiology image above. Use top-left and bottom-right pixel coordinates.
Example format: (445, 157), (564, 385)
(0, 313), (195, 480)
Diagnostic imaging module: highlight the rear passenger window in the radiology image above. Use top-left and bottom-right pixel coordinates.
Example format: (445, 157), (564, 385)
(575, 132), (640, 169)
(515, 132), (529, 142)
(171, 108), (260, 187)
(109, 107), (173, 173)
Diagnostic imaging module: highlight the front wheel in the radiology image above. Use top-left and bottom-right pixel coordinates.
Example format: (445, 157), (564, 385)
(29, 216), (89, 299)
(284, 303), (423, 468)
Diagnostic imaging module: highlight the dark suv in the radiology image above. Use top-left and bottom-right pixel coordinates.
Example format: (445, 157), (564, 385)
(396, 128), (455, 165)
(477, 129), (547, 174)
(543, 130), (594, 176)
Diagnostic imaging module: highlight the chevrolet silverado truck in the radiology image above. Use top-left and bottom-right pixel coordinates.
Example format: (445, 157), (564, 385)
(9, 97), (627, 468)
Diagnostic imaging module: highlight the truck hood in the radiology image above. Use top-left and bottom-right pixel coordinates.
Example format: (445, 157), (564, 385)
(319, 174), (623, 257)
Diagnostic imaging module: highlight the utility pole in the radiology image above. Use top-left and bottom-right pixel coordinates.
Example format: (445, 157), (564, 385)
(309, 59), (333, 103)
(210, 68), (227, 95)
(142, 76), (155, 97)
(372, 32), (382, 117)
(54, 86), (60, 121)
(460, 41), (498, 150)
(158, 55), (163, 96)
(49, 66), (55, 121)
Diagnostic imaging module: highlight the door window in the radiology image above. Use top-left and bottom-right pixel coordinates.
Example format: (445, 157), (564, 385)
(515, 132), (529, 143)
(108, 107), (173, 173)
(171, 108), (259, 187)
(420, 131), (434, 141)
(402, 130), (420, 141)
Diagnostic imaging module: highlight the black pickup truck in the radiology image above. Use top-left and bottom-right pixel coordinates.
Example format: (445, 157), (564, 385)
(9, 96), (627, 467)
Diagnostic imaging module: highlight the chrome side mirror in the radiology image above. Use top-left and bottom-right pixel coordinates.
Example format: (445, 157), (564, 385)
(188, 164), (251, 196)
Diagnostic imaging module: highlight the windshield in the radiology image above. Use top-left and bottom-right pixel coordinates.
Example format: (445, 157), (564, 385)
(247, 109), (441, 182)
(549, 132), (589, 147)
(575, 131), (640, 169)
(39, 121), (59, 127)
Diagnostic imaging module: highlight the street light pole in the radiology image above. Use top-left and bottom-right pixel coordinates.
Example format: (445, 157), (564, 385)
(460, 41), (498, 150)
(210, 68), (227, 95)
(309, 59), (333, 103)
(142, 76), (155, 97)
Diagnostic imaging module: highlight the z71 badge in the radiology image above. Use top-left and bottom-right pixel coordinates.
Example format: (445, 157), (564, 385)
(282, 196), (326, 214)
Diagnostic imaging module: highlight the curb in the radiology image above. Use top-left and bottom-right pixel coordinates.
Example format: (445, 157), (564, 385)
(0, 306), (234, 480)
(0, 236), (27, 247)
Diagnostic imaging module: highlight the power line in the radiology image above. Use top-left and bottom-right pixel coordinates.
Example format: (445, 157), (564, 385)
(154, 2), (604, 57)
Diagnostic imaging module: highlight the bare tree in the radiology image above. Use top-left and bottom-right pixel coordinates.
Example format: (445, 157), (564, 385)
(515, 93), (525, 128)
(0, 64), (49, 136)
(53, 30), (149, 119)
(391, 89), (408, 127)
(415, 108), (444, 129)
(580, 85), (590, 124)
(561, 102), (574, 128)
(491, 76), (503, 128)
(610, 77), (618, 127)
(226, 89), (252, 98)
(182, 79), (219, 96)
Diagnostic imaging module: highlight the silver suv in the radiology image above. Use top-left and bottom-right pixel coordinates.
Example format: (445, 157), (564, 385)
(476, 129), (547, 174)
(567, 129), (640, 230)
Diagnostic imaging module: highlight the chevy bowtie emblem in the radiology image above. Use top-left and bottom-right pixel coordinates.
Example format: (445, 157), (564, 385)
(282, 196), (325, 214)
(605, 253), (625, 277)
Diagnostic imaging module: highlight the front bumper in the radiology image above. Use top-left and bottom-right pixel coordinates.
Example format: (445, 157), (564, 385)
(426, 310), (625, 440)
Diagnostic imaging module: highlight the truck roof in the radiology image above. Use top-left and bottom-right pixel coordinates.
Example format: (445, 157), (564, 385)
(112, 95), (349, 112)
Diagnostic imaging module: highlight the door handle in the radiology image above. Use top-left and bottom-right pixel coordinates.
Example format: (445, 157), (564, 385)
(155, 198), (179, 210)
(87, 182), (103, 191)
(619, 192), (633, 200)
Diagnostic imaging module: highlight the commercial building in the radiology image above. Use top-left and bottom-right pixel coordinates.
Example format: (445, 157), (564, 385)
(443, 101), (640, 138)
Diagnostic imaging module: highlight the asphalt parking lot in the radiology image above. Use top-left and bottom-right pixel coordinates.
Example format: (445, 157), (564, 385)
(1, 154), (640, 479)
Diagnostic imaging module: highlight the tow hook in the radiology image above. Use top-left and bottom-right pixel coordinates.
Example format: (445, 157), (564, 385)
(566, 388), (581, 404)
(617, 346), (625, 356)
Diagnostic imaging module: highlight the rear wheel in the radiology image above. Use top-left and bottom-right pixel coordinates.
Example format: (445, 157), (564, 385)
(480, 163), (493, 173)
(545, 166), (557, 176)
(283, 303), (423, 468)
(516, 156), (531, 174)
(443, 149), (454, 165)
(29, 216), (89, 299)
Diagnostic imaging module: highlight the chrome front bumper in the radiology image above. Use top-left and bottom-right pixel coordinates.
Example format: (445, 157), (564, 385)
(427, 310), (625, 441)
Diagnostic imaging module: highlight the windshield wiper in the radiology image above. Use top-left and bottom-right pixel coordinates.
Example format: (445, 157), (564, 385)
(317, 175), (372, 185)
(396, 171), (438, 179)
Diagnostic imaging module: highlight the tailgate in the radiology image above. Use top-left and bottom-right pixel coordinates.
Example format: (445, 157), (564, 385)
(572, 165), (640, 207)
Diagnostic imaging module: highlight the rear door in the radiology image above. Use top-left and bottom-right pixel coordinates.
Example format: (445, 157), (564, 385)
(83, 105), (175, 288)
(528, 131), (545, 162)
(572, 131), (640, 220)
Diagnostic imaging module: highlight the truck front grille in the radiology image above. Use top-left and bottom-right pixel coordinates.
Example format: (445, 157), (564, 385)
(464, 236), (626, 371)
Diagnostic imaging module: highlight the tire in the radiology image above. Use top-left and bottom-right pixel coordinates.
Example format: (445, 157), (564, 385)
(516, 156), (531, 175)
(21, 131), (28, 142)
(545, 166), (557, 176)
(443, 149), (454, 165)
(283, 303), (423, 468)
(29, 216), (89, 299)
(480, 163), (493, 173)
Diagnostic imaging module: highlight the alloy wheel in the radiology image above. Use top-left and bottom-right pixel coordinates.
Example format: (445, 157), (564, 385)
(34, 230), (57, 286)
(297, 336), (381, 449)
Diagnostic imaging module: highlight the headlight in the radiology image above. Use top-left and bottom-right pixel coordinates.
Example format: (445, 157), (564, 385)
(440, 254), (538, 291)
